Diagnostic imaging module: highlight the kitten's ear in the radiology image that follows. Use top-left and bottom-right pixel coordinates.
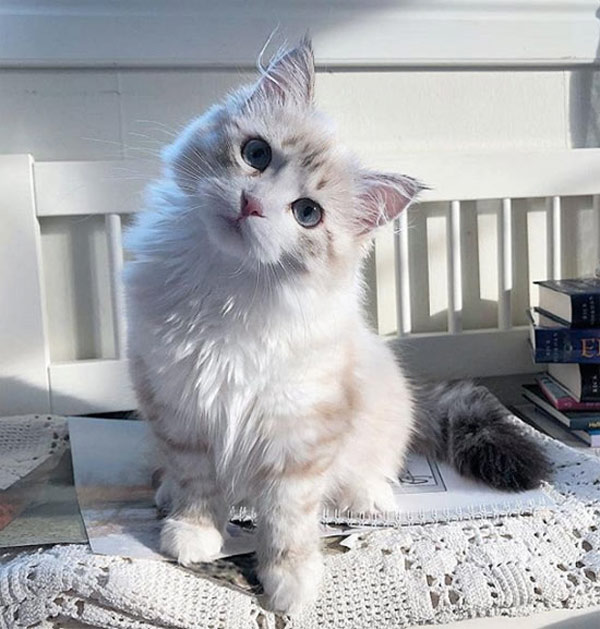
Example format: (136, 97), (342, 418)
(249, 37), (315, 108)
(357, 172), (424, 233)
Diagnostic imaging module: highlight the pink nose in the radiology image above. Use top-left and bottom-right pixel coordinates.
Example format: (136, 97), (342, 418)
(240, 193), (263, 219)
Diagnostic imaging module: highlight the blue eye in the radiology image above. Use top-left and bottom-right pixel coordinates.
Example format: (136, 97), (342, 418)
(292, 198), (323, 228)
(241, 138), (271, 171)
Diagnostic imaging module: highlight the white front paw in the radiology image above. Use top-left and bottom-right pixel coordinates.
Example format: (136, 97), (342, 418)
(370, 481), (397, 513)
(343, 480), (396, 514)
(259, 552), (322, 615)
(160, 518), (223, 566)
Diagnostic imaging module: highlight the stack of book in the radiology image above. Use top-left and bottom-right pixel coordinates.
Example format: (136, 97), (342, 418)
(521, 277), (600, 448)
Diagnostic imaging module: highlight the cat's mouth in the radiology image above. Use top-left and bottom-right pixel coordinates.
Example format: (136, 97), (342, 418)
(222, 214), (243, 236)
(222, 211), (265, 240)
(213, 203), (278, 262)
(218, 211), (276, 262)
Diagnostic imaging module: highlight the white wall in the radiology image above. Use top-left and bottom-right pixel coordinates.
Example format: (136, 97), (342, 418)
(1, 1), (599, 360)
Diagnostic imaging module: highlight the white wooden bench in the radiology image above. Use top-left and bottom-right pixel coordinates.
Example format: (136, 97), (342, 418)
(2, 149), (600, 415)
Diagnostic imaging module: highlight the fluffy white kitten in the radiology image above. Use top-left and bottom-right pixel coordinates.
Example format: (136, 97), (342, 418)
(124, 39), (548, 614)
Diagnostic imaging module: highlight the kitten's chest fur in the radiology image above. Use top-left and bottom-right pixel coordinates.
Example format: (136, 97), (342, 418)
(135, 262), (357, 485)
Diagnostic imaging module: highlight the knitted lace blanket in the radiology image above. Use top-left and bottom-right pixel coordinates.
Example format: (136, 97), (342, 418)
(2, 416), (600, 628)
(0, 415), (68, 490)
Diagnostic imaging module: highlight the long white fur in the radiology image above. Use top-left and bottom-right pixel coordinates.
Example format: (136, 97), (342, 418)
(124, 39), (422, 614)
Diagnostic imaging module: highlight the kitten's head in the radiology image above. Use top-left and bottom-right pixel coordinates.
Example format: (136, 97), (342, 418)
(163, 38), (422, 279)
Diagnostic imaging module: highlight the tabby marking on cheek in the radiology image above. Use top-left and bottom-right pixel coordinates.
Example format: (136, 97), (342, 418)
(299, 234), (321, 259)
(301, 150), (323, 172)
(325, 228), (335, 260)
(279, 251), (309, 275)
(281, 136), (300, 148)
(316, 177), (328, 190)
(216, 147), (233, 169)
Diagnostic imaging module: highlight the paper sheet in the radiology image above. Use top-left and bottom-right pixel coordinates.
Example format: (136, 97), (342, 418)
(68, 417), (554, 561)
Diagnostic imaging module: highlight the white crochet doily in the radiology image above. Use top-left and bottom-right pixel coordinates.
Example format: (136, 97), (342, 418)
(0, 415), (68, 490)
(1, 416), (600, 628)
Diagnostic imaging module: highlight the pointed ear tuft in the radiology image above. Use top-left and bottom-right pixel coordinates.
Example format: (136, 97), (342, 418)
(250, 37), (315, 108)
(357, 172), (425, 233)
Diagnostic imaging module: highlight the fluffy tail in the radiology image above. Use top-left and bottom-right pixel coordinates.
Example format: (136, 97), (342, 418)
(409, 381), (550, 491)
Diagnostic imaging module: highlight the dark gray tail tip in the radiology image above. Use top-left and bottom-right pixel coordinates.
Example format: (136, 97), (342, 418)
(454, 427), (552, 493)
(497, 445), (551, 492)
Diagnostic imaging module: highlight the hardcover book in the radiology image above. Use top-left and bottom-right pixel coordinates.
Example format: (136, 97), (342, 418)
(522, 383), (600, 431)
(547, 362), (600, 402)
(528, 309), (600, 363)
(512, 403), (599, 448)
(536, 373), (600, 411)
(535, 277), (600, 328)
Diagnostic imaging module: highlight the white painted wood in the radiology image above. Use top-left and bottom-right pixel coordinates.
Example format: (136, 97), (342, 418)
(34, 160), (155, 217)
(426, 211), (449, 329)
(510, 199), (532, 326)
(4, 147), (598, 414)
(498, 199), (513, 330)
(48, 359), (136, 415)
(105, 214), (127, 359)
(594, 195), (600, 276)
(118, 71), (253, 161)
(0, 69), (570, 167)
(458, 202), (484, 331)
(362, 249), (379, 331)
(0, 70), (122, 162)
(551, 196), (562, 279)
(408, 203), (446, 334)
(374, 222), (397, 335)
(546, 197), (556, 280)
(381, 150), (600, 202)
(323, 71), (567, 163)
(394, 212), (411, 336)
(0, 1), (597, 67)
(381, 152), (600, 379)
(38, 144), (590, 232)
(39, 214), (116, 363)
(560, 196), (600, 279)
(0, 155), (51, 414)
(524, 202), (548, 310)
(389, 328), (536, 381)
(447, 201), (463, 334)
(117, 68), (570, 166)
(474, 203), (501, 329)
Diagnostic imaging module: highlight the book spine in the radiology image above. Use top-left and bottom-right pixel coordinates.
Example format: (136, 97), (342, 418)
(580, 365), (600, 402)
(590, 431), (600, 448)
(571, 293), (600, 327)
(567, 416), (600, 431)
(532, 328), (600, 363)
(553, 397), (600, 412)
(537, 377), (600, 411)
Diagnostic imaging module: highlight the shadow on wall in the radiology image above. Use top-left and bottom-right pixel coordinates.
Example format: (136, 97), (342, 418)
(0, 376), (137, 418)
(569, 8), (600, 147)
